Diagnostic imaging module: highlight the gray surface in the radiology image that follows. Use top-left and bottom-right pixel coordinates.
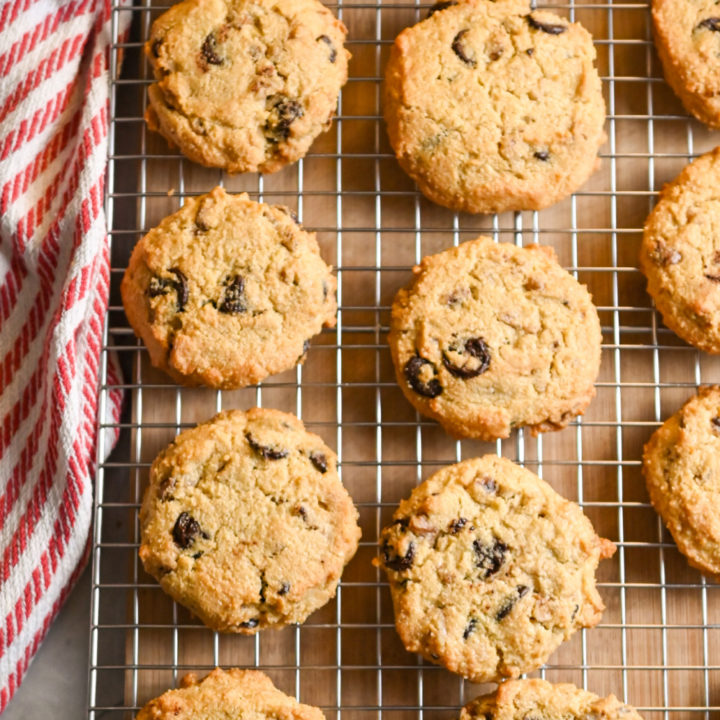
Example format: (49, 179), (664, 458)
(3, 569), (90, 719)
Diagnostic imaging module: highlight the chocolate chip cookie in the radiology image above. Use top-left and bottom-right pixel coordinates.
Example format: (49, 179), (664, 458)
(384, 0), (605, 214)
(389, 237), (603, 440)
(139, 408), (361, 632)
(653, 0), (720, 127)
(643, 386), (720, 579)
(121, 187), (336, 388)
(145, 0), (349, 173)
(461, 679), (645, 720)
(136, 668), (325, 720)
(640, 148), (720, 353)
(376, 455), (616, 683)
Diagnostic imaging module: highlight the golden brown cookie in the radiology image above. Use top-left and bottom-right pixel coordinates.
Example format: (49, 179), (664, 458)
(642, 386), (720, 579)
(139, 408), (361, 632)
(653, 0), (720, 127)
(376, 455), (615, 683)
(121, 187), (336, 389)
(388, 237), (602, 440)
(461, 679), (645, 720)
(145, 0), (349, 173)
(640, 148), (720, 353)
(383, 0), (605, 214)
(135, 668), (325, 720)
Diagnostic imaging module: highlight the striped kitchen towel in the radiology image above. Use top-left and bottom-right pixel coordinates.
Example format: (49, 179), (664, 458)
(0, 0), (129, 711)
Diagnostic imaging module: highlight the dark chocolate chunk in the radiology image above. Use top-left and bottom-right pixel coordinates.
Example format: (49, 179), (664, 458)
(474, 538), (507, 578)
(527, 14), (567, 34)
(265, 96), (304, 142)
(463, 617), (477, 639)
(427, 0), (457, 17)
(697, 17), (720, 31)
(218, 274), (247, 314)
(151, 38), (162, 58)
(404, 355), (442, 398)
(239, 618), (259, 629)
(201, 32), (223, 65)
(534, 150), (550, 161)
(278, 582), (291, 595)
(317, 34), (337, 63)
(442, 337), (490, 379)
(192, 551), (203, 559)
(452, 29), (476, 67)
(172, 512), (205, 549)
(310, 451), (328, 473)
(246, 433), (289, 460)
(382, 540), (415, 572)
(496, 585), (529, 621)
(449, 517), (467, 534)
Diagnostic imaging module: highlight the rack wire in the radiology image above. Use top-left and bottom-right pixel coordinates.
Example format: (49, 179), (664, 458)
(89, 1), (720, 718)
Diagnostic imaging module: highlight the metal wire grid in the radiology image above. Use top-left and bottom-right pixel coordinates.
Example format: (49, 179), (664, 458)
(88, 1), (720, 718)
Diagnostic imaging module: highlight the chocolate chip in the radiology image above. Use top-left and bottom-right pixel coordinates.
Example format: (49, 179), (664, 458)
(452, 29), (476, 66)
(239, 618), (259, 629)
(442, 337), (490, 379)
(651, 242), (682, 267)
(496, 585), (529, 621)
(404, 355), (442, 398)
(534, 150), (550, 161)
(382, 540), (415, 572)
(427, 0), (457, 17)
(527, 14), (567, 34)
(697, 17), (720, 31)
(151, 38), (162, 58)
(449, 517), (467, 534)
(172, 512), (205, 549)
(246, 433), (289, 460)
(201, 32), (223, 66)
(310, 451), (328, 473)
(317, 34), (337, 63)
(218, 274), (247, 314)
(265, 95), (304, 143)
(192, 551), (203, 559)
(463, 618), (477, 639)
(474, 538), (507, 578)
(278, 582), (290, 595)
(148, 268), (188, 312)
(526, 47), (534, 56)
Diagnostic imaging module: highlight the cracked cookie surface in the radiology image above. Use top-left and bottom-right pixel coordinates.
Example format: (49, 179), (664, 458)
(461, 678), (644, 720)
(640, 148), (720, 353)
(653, 0), (720, 127)
(145, 0), (349, 173)
(376, 455), (615, 683)
(139, 408), (361, 632)
(121, 186), (337, 389)
(388, 237), (602, 440)
(136, 667), (326, 720)
(642, 386), (720, 579)
(383, 0), (605, 214)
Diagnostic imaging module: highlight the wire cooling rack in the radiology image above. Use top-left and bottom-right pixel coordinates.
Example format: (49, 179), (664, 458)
(89, 1), (720, 718)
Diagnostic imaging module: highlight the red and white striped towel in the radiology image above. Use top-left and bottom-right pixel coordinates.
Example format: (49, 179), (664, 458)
(0, 0), (129, 711)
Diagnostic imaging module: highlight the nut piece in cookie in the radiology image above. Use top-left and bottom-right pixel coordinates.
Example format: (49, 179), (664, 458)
(642, 386), (720, 579)
(139, 408), (361, 633)
(375, 455), (615, 683)
(144, 0), (350, 173)
(136, 668), (326, 720)
(639, 148), (720, 354)
(460, 678), (645, 720)
(121, 187), (337, 389)
(653, 0), (720, 127)
(383, 0), (605, 213)
(389, 236), (602, 440)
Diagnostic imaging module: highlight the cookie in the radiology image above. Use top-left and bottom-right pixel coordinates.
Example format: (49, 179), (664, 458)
(139, 408), (361, 632)
(376, 455), (616, 683)
(145, 0), (349, 173)
(653, 0), (720, 128)
(639, 148), (720, 353)
(121, 187), (337, 389)
(461, 679), (644, 720)
(136, 668), (325, 720)
(383, 0), (605, 214)
(642, 386), (720, 578)
(388, 237), (602, 440)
